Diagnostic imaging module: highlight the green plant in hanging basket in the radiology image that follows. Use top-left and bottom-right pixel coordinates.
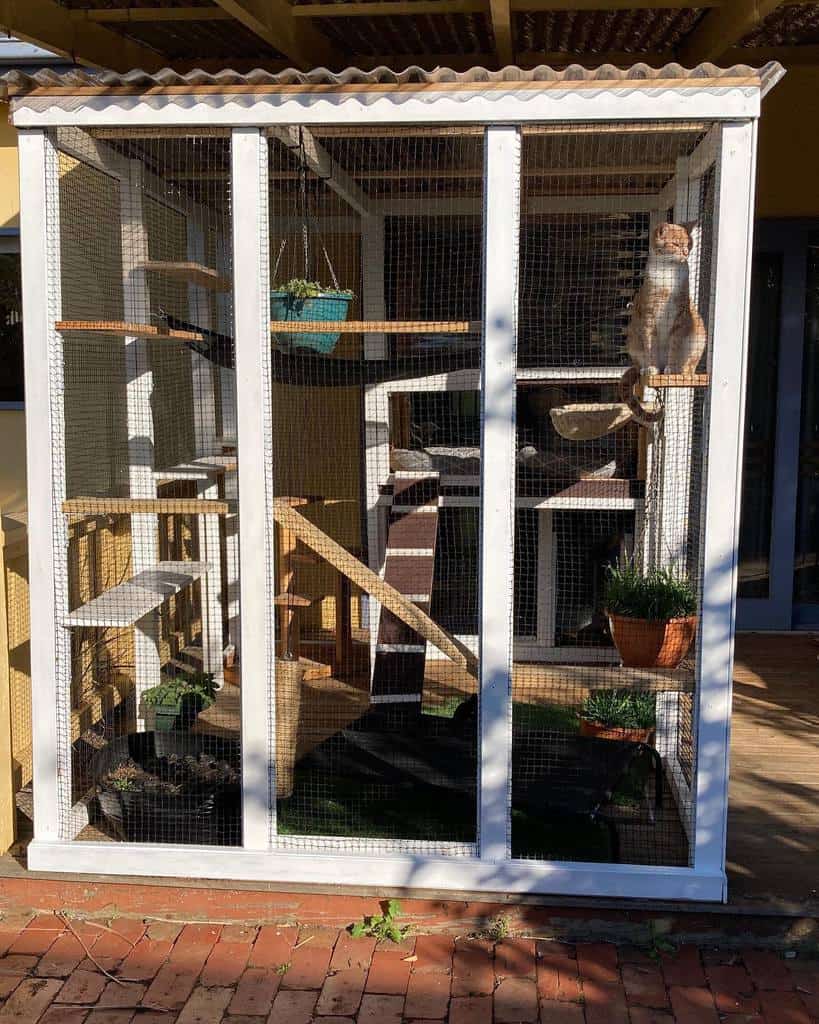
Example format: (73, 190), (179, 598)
(275, 278), (354, 300)
(270, 279), (354, 355)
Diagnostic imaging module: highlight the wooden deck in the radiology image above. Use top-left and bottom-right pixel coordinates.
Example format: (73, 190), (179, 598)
(727, 633), (819, 904)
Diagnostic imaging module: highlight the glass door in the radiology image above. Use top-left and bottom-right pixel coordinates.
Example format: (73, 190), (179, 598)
(737, 221), (815, 630)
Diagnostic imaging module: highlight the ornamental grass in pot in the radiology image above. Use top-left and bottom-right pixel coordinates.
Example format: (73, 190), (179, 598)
(604, 566), (697, 669)
(579, 689), (656, 744)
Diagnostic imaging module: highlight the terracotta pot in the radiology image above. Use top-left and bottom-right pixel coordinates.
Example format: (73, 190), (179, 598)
(579, 718), (656, 745)
(607, 612), (697, 669)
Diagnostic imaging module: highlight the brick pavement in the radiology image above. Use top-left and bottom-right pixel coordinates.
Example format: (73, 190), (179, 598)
(0, 911), (814, 1022)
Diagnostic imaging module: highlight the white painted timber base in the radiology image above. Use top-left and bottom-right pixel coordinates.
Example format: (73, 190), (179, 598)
(26, 840), (726, 902)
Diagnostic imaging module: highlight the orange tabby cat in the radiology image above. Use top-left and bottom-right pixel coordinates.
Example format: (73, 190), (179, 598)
(627, 222), (707, 377)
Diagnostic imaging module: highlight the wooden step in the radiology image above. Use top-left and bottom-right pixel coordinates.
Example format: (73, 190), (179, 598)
(373, 474), (442, 703)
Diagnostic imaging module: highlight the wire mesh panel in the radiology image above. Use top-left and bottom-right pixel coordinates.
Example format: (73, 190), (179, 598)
(510, 122), (718, 867)
(265, 126), (483, 853)
(50, 128), (241, 846)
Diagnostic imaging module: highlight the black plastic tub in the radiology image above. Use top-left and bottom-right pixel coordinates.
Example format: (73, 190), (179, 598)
(92, 731), (241, 846)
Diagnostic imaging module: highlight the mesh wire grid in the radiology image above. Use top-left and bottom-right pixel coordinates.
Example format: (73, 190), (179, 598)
(43, 120), (718, 868)
(52, 128), (240, 846)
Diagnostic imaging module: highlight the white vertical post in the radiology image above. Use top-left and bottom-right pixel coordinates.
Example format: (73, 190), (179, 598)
(187, 215), (224, 686)
(478, 126), (520, 862)
(121, 159), (160, 727)
(655, 157), (699, 771)
(187, 218), (217, 457)
(232, 127), (274, 850)
(20, 129), (71, 841)
(694, 120), (758, 893)
(536, 510), (555, 648)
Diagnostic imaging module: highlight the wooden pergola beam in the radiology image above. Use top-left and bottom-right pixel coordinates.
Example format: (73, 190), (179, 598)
(210, 0), (339, 69)
(0, 0), (166, 71)
(679, 0), (788, 64)
(294, 0), (812, 11)
(71, 6), (232, 21)
(490, 0), (514, 65)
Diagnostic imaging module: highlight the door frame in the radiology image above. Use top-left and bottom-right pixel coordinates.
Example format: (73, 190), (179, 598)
(737, 219), (814, 630)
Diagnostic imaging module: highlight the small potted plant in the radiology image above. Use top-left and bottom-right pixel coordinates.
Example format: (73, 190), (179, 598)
(579, 689), (656, 744)
(142, 673), (217, 732)
(604, 565), (697, 669)
(270, 278), (353, 354)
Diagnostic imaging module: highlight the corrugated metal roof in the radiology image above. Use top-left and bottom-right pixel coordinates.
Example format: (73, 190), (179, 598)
(1, 61), (783, 99)
(515, 8), (707, 57)
(741, 3), (819, 47)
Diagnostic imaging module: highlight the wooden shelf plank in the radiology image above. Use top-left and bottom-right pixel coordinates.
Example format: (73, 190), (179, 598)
(140, 260), (229, 291)
(641, 373), (710, 388)
(56, 320), (204, 342)
(62, 497), (229, 516)
(270, 319), (481, 334)
(511, 661), (695, 694)
(153, 457), (237, 482)
(64, 560), (209, 628)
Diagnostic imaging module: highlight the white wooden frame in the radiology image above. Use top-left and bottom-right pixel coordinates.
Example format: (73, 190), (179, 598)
(15, 78), (766, 901)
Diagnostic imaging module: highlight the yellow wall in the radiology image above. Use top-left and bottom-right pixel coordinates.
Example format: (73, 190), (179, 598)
(0, 103), (19, 231)
(0, 412), (26, 515)
(757, 66), (819, 219)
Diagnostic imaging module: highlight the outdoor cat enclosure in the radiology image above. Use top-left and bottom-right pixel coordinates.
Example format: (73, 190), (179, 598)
(9, 63), (781, 901)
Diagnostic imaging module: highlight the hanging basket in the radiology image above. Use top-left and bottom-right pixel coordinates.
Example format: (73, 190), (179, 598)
(270, 292), (352, 354)
(607, 612), (697, 669)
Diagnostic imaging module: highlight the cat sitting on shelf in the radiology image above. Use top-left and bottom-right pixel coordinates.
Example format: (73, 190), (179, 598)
(623, 222), (707, 425)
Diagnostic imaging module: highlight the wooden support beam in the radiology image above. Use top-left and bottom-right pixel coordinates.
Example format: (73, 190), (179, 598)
(679, 0), (788, 64)
(293, 0), (486, 16)
(0, 0), (166, 72)
(294, 0), (723, 13)
(490, 0), (514, 65)
(62, 497), (230, 516)
(70, 6), (232, 21)
(210, 0), (339, 69)
(267, 125), (371, 216)
(271, 319), (480, 333)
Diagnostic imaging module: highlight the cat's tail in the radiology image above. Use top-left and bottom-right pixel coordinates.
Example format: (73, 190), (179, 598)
(620, 366), (663, 427)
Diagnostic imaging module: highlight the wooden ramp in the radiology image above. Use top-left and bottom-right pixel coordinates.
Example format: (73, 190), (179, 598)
(372, 473), (441, 705)
(273, 498), (477, 678)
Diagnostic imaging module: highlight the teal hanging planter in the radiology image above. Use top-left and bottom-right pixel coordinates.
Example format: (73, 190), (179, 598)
(270, 291), (353, 354)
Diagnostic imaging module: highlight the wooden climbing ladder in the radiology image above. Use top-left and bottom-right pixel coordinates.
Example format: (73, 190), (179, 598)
(372, 472), (441, 706)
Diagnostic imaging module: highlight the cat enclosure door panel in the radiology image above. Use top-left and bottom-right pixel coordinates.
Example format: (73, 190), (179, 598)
(265, 127), (484, 853)
(47, 129), (242, 846)
(509, 123), (717, 869)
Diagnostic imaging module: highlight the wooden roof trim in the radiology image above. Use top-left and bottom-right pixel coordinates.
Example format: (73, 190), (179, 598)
(7, 73), (772, 98)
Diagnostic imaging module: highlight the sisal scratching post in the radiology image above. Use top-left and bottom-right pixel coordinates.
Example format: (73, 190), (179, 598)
(275, 657), (305, 799)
